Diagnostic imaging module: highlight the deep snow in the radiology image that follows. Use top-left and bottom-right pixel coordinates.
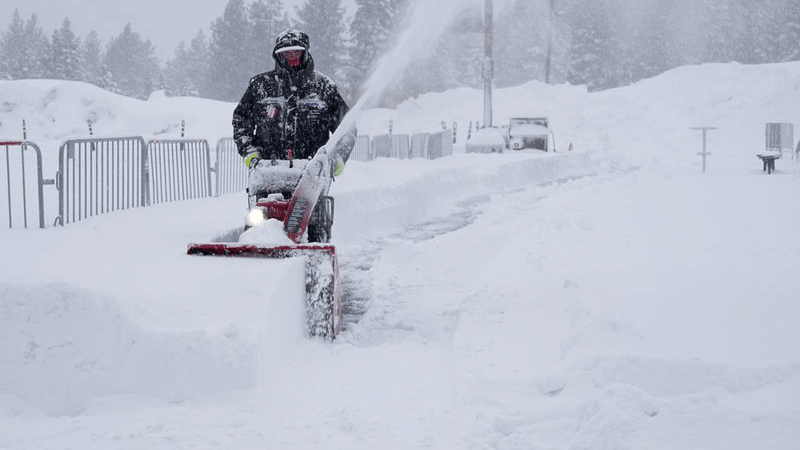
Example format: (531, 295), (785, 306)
(1, 61), (799, 450)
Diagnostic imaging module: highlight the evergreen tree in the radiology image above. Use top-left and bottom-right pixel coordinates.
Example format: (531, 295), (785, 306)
(48, 18), (82, 81)
(0, 10), (25, 79)
(1, 11), (48, 79)
(296, 0), (348, 81)
(245, 0), (289, 77)
(103, 23), (160, 99)
(495, 0), (548, 87)
(81, 30), (105, 87)
(23, 13), (49, 78)
(346, 0), (402, 99)
(563, 0), (615, 91)
(164, 30), (210, 97)
(207, 0), (250, 101)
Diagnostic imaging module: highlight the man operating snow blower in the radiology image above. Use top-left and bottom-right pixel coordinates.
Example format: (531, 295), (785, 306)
(187, 30), (355, 339)
(232, 29), (356, 243)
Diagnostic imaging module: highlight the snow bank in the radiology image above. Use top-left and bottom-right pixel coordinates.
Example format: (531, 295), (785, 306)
(332, 151), (600, 242)
(0, 283), (255, 416)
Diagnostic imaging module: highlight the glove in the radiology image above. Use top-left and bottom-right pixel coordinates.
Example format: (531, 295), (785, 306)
(244, 148), (261, 168)
(330, 153), (345, 177)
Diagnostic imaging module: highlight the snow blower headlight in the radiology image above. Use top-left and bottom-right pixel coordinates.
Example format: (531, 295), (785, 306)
(245, 207), (267, 228)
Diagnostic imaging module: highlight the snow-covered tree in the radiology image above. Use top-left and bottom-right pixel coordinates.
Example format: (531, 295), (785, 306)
(207, 0), (251, 101)
(81, 30), (105, 87)
(164, 30), (210, 97)
(495, 0), (549, 87)
(296, 0), (348, 81)
(0, 11), (48, 79)
(245, 0), (289, 77)
(563, 0), (614, 90)
(48, 18), (82, 81)
(103, 24), (160, 99)
(0, 10), (25, 79)
(346, 0), (407, 100)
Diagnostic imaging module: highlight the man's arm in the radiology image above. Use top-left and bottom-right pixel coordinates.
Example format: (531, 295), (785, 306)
(232, 79), (257, 157)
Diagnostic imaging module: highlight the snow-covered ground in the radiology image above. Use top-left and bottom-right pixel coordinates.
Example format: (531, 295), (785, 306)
(1, 61), (799, 450)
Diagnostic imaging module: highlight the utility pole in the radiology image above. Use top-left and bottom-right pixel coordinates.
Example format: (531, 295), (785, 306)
(483, 0), (493, 128)
(545, 0), (555, 84)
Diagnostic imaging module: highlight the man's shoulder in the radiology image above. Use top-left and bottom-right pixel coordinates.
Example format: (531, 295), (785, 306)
(249, 70), (280, 85)
(311, 71), (337, 88)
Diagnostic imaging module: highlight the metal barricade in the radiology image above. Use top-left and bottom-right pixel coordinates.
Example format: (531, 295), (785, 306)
(351, 135), (372, 162)
(214, 137), (247, 196)
(56, 137), (147, 225)
(427, 129), (454, 159)
(1, 141), (47, 228)
(765, 123), (793, 156)
(147, 139), (213, 205)
(372, 134), (392, 159)
(410, 133), (430, 159)
(392, 134), (410, 159)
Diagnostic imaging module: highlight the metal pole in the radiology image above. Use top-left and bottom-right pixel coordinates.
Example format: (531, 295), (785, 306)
(483, 0), (493, 128)
(545, 0), (555, 84)
(691, 127), (717, 173)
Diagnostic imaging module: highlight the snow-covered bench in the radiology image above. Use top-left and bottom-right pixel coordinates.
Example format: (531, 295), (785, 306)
(756, 151), (780, 174)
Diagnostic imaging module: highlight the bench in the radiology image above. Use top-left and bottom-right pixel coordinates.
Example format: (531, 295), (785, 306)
(756, 153), (780, 174)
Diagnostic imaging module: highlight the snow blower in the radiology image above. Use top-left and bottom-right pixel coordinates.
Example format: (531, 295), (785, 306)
(187, 146), (341, 339)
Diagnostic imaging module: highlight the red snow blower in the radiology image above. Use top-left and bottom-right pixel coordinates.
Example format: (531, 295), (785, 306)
(187, 147), (341, 339)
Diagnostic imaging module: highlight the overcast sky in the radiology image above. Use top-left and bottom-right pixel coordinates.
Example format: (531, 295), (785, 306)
(0, 0), (344, 60)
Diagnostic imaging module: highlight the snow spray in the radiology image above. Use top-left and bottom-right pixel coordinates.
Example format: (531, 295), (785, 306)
(326, 0), (482, 150)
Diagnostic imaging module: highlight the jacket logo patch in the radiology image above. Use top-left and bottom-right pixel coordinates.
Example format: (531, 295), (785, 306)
(264, 104), (280, 118)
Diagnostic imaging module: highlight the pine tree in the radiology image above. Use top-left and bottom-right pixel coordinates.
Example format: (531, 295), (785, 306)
(495, 0), (549, 87)
(0, 10), (25, 79)
(1, 11), (49, 79)
(103, 23), (160, 99)
(296, 0), (348, 81)
(245, 0), (289, 77)
(563, 0), (617, 90)
(207, 0), (250, 101)
(164, 30), (210, 97)
(346, 0), (404, 98)
(23, 13), (49, 78)
(81, 30), (105, 87)
(49, 18), (82, 81)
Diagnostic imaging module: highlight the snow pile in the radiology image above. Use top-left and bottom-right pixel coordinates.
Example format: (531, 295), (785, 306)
(0, 283), (255, 417)
(0, 80), (233, 144)
(238, 218), (294, 245)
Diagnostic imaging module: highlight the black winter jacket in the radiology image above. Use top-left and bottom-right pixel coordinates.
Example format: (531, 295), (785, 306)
(232, 53), (355, 162)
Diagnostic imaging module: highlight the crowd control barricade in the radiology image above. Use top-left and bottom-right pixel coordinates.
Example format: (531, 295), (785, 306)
(765, 123), (793, 157)
(214, 137), (247, 196)
(410, 133), (430, 159)
(147, 139), (213, 205)
(392, 134), (410, 159)
(427, 129), (454, 159)
(1, 140), (47, 228)
(351, 135), (372, 162)
(55, 137), (147, 225)
(371, 134), (392, 159)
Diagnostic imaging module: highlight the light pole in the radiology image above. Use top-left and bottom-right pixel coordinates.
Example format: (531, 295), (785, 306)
(483, 0), (493, 128)
(545, 0), (555, 84)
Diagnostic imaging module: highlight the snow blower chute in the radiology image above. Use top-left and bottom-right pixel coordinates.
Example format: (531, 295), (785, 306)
(186, 147), (341, 339)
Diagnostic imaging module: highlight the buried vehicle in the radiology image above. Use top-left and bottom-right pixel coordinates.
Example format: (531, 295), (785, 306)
(187, 146), (341, 339)
(508, 117), (551, 151)
(465, 117), (555, 153)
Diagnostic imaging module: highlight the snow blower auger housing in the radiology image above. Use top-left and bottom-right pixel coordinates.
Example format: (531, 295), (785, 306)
(187, 147), (341, 339)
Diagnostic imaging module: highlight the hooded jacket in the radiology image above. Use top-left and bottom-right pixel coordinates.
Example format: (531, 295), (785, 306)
(233, 30), (355, 162)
